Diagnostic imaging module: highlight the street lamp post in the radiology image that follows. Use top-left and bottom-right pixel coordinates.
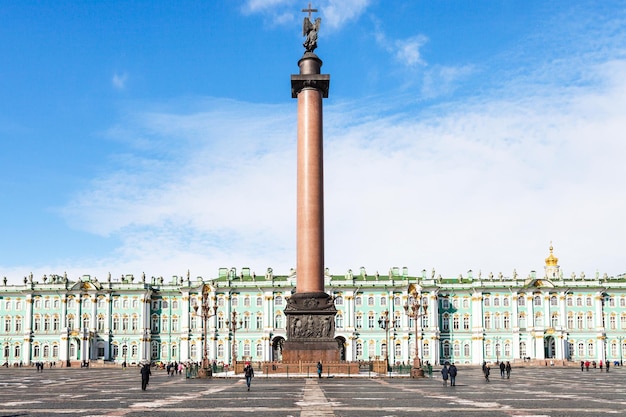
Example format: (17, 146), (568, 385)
(226, 311), (243, 374)
(378, 311), (391, 375)
(619, 336), (624, 366)
(404, 289), (428, 378)
(193, 285), (218, 378)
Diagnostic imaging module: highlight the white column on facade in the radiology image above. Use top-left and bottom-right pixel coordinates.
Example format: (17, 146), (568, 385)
(24, 294), (33, 365)
(142, 295), (151, 361)
(471, 291), (484, 365)
(544, 293), (551, 328)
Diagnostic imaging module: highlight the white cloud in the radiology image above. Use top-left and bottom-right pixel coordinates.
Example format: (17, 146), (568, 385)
(241, 0), (371, 31)
(51, 56), (626, 283)
(112, 72), (128, 90)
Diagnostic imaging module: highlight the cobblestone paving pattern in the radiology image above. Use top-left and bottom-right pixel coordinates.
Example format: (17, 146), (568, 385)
(0, 365), (624, 416)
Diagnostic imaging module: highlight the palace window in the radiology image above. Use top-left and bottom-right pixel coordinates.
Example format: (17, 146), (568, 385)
(534, 295), (542, 306)
(442, 298), (450, 309)
(15, 317), (22, 332)
(484, 314), (491, 330)
(274, 314), (283, 329)
(256, 315), (263, 329)
(586, 313), (593, 329)
(132, 316), (139, 331)
(483, 297), (490, 307)
(97, 316), (104, 331)
(519, 342), (526, 358)
(464, 343), (470, 356)
(518, 295), (525, 306)
(243, 315), (250, 329)
(256, 343), (263, 358)
(335, 314), (343, 329)
(217, 343), (224, 358)
(355, 296), (362, 306)
(123, 317), (129, 331)
(550, 295), (558, 306)
(503, 314), (510, 329)
(503, 297), (509, 307)
(423, 341), (430, 357)
(551, 314), (559, 328)
(493, 297), (500, 307)
(231, 297), (238, 307)
(567, 314), (574, 329)
(453, 315), (460, 330)
(453, 343), (460, 357)
(463, 298), (470, 308)
(463, 316), (470, 330)
(395, 343), (402, 358)
(567, 296), (573, 306)
(588, 342), (595, 356)
(442, 314), (450, 331)
(243, 342), (251, 357)
(356, 341), (363, 358)
(355, 314), (363, 329)
(172, 317), (179, 332)
(367, 296), (374, 306)
(368, 314), (375, 329)
(394, 296), (401, 306)
(443, 341), (452, 358)
(244, 297), (250, 307)
(380, 296), (386, 306)
(334, 296), (343, 306)
(4, 317), (10, 332)
(586, 297), (592, 307)
(609, 315), (616, 330)
(577, 314), (584, 329)
(518, 314), (526, 329)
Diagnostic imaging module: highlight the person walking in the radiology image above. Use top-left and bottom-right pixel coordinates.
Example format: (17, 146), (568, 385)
(484, 364), (490, 382)
(140, 363), (151, 391)
(441, 363), (449, 386)
(505, 361), (512, 379)
(448, 363), (458, 386)
(499, 361), (506, 378)
(244, 362), (254, 391)
(606, 361), (610, 372)
(317, 361), (323, 379)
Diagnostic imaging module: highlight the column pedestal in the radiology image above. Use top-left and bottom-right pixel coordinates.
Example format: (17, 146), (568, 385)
(282, 292), (339, 362)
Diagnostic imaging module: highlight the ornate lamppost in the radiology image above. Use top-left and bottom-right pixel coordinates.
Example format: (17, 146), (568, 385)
(404, 285), (428, 377)
(618, 336), (624, 366)
(193, 284), (218, 378)
(226, 311), (243, 374)
(378, 310), (391, 375)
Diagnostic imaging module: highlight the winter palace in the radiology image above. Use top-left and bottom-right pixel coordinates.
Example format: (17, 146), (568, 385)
(0, 246), (625, 367)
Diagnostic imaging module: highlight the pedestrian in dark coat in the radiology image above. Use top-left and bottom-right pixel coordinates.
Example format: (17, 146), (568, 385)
(244, 362), (254, 391)
(140, 364), (151, 391)
(448, 363), (458, 386)
(499, 361), (506, 378)
(505, 361), (512, 379)
(484, 364), (490, 381)
(317, 361), (323, 379)
(441, 363), (449, 386)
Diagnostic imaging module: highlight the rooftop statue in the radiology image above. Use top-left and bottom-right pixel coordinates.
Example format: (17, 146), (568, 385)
(303, 16), (321, 52)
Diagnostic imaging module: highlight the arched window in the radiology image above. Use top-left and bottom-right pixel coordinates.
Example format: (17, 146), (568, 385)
(550, 295), (558, 306)
(534, 295), (542, 306)
(334, 296), (343, 305)
(442, 314), (450, 331)
(464, 343), (470, 357)
(335, 314), (343, 329)
(256, 343), (263, 358)
(519, 341), (526, 357)
(274, 314), (283, 329)
(518, 295), (525, 306)
(442, 341), (450, 358)
(367, 296), (374, 306)
(356, 341), (363, 358)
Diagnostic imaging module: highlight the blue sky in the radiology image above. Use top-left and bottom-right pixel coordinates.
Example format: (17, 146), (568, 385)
(1, 0), (625, 284)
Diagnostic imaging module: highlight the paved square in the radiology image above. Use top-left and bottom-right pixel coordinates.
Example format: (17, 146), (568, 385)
(0, 366), (624, 416)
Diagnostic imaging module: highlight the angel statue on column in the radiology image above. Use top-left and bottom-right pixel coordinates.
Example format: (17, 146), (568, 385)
(303, 16), (321, 52)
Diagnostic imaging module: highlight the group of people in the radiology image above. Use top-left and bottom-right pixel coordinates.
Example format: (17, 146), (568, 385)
(166, 361), (184, 376)
(482, 361), (512, 381)
(581, 360), (610, 372)
(440, 362), (458, 386)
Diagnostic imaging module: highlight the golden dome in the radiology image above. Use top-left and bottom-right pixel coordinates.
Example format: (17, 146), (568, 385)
(545, 244), (559, 266)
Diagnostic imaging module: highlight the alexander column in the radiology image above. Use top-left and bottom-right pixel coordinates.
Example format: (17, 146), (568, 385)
(282, 4), (339, 362)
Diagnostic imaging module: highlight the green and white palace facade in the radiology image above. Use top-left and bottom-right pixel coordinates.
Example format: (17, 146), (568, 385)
(0, 246), (625, 367)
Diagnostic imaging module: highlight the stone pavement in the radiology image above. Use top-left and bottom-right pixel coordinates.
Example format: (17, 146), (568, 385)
(0, 365), (624, 416)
